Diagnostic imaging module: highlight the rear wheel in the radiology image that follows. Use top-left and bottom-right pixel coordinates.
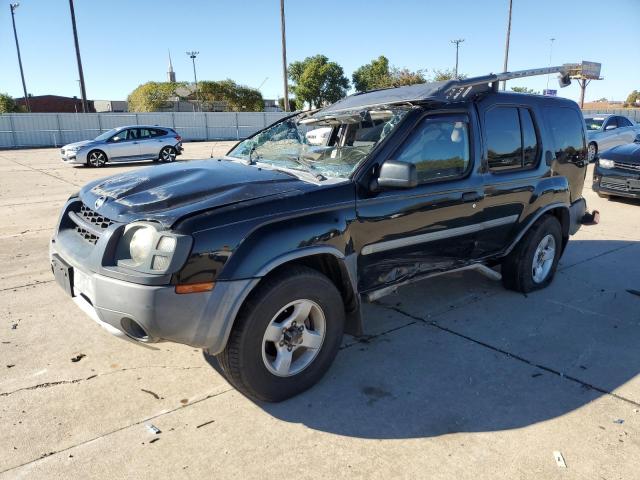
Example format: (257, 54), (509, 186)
(588, 142), (598, 163)
(87, 150), (107, 167)
(501, 215), (562, 293)
(214, 266), (345, 402)
(159, 146), (177, 163)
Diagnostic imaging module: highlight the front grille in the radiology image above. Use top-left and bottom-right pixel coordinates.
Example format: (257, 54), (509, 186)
(613, 162), (640, 172)
(600, 177), (640, 193)
(67, 202), (114, 245)
(78, 203), (113, 230)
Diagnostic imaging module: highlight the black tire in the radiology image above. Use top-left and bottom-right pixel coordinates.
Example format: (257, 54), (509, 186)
(87, 149), (107, 168)
(501, 215), (562, 293)
(159, 146), (177, 163)
(214, 265), (345, 402)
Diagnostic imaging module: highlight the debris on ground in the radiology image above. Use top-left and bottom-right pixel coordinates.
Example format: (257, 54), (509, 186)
(626, 289), (640, 298)
(11, 324), (18, 330)
(146, 424), (161, 435)
(614, 419), (625, 424)
(70, 354), (86, 363)
(149, 438), (160, 444)
(6, 364), (15, 368)
(141, 389), (162, 400)
(196, 420), (216, 429)
(553, 451), (567, 468)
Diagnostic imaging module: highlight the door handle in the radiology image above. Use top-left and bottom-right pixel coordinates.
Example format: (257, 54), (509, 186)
(462, 191), (484, 203)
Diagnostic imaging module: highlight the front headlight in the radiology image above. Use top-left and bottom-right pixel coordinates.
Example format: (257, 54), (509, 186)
(115, 222), (191, 274)
(599, 158), (614, 169)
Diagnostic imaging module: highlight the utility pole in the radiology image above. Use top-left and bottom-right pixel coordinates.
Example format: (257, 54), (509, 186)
(450, 39), (464, 79)
(501, 0), (513, 90)
(280, 0), (290, 112)
(186, 51), (200, 111)
(545, 37), (555, 91)
(10, 3), (30, 112)
(578, 79), (590, 108)
(68, 0), (88, 112)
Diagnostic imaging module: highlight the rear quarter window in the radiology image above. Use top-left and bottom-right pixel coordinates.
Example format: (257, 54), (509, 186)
(543, 106), (586, 164)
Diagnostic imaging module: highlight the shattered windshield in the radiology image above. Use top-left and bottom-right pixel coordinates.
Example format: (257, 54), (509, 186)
(227, 108), (409, 179)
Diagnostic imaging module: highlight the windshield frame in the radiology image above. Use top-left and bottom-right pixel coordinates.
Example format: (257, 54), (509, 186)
(225, 106), (412, 181)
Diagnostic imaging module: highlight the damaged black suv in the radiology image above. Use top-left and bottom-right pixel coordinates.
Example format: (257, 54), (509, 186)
(51, 67), (590, 401)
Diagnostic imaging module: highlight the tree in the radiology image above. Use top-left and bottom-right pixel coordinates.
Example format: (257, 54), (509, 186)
(511, 86), (540, 95)
(431, 68), (467, 82)
(128, 82), (185, 112)
(390, 67), (426, 86)
(352, 56), (392, 92)
(288, 55), (350, 109)
(625, 90), (639, 107)
(278, 97), (297, 111)
(0, 93), (21, 113)
(199, 80), (264, 112)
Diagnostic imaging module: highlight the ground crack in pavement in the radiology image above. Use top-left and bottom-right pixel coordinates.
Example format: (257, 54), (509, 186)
(383, 304), (640, 408)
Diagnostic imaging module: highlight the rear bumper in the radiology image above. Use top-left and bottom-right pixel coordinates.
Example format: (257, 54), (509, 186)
(50, 242), (257, 354)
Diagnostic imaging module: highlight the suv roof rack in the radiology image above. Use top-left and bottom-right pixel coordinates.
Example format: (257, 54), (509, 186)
(319, 63), (585, 115)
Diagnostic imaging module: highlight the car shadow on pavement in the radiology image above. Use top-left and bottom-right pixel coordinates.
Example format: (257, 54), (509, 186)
(206, 239), (640, 439)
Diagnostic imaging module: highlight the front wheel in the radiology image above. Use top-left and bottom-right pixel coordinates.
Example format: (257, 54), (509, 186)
(87, 150), (107, 167)
(214, 266), (345, 402)
(501, 215), (562, 293)
(159, 146), (177, 163)
(588, 142), (598, 163)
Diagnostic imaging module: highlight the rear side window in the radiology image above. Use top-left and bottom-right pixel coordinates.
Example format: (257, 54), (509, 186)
(485, 106), (540, 171)
(544, 107), (586, 164)
(394, 116), (470, 184)
(618, 117), (633, 127)
(152, 129), (167, 137)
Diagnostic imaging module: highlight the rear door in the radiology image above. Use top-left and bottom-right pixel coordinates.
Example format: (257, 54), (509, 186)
(137, 128), (163, 159)
(355, 111), (485, 293)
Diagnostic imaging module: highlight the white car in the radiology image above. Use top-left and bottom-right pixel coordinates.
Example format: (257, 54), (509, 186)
(584, 114), (640, 162)
(305, 127), (332, 145)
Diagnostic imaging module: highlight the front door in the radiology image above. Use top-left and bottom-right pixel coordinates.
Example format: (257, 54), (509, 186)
(107, 128), (141, 161)
(354, 112), (484, 293)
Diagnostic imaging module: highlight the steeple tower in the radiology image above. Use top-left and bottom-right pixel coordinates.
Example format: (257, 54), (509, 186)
(167, 50), (176, 83)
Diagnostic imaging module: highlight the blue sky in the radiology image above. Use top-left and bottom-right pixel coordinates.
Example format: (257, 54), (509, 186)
(1, 0), (638, 104)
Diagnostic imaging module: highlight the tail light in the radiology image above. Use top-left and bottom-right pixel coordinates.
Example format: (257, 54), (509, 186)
(174, 135), (182, 142)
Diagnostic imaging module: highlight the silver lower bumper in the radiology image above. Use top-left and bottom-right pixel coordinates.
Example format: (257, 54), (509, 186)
(50, 245), (258, 354)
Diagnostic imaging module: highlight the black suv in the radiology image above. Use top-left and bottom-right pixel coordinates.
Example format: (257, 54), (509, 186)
(50, 70), (589, 401)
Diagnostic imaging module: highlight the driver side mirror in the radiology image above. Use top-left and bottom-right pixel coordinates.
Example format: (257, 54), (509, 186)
(376, 160), (418, 189)
(605, 124), (617, 131)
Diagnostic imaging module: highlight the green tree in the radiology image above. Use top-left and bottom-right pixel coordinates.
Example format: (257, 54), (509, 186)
(128, 82), (185, 112)
(278, 97), (297, 111)
(511, 86), (540, 95)
(431, 68), (467, 82)
(0, 93), (21, 113)
(352, 56), (392, 92)
(289, 55), (350, 109)
(390, 67), (426, 86)
(198, 80), (264, 111)
(625, 90), (639, 107)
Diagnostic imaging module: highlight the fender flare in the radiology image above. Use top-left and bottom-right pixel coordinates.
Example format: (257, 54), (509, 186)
(502, 202), (570, 256)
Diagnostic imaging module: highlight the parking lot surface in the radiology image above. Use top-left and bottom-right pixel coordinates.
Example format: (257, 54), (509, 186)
(1, 143), (639, 479)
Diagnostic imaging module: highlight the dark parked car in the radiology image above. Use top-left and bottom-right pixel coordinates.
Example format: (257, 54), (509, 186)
(50, 67), (591, 401)
(593, 134), (640, 199)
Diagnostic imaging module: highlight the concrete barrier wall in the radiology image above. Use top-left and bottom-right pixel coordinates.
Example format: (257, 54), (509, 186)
(0, 111), (289, 148)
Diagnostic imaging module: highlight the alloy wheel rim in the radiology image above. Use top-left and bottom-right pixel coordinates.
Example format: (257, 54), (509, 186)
(89, 152), (105, 166)
(261, 299), (326, 377)
(162, 148), (175, 162)
(532, 234), (556, 283)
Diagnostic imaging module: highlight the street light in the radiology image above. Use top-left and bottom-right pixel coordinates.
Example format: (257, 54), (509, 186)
(450, 39), (464, 79)
(68, 0), (88, 112)
(501, 0), (513, 90)
(186, 51), (200, 111)
(10, 2), (30, 112)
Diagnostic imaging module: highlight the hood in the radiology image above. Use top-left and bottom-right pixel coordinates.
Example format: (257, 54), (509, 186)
(600, 143), (640, 164)
(79, 159), (307, 226)
(63, 140), (96, 150)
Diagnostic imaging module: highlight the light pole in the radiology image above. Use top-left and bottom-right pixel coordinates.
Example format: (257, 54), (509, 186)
(186, 51), (200, 111)
(68, 0), (88, 112)
(10, 3), (30, 112)
(545, 37), (555, 91)
(280, 0), (290, 112)
(501, 0), (513, 90)
(450, 39), (464, 79)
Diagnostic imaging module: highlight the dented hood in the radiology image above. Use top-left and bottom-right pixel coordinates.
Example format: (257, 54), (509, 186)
(79, 159), (305, 226)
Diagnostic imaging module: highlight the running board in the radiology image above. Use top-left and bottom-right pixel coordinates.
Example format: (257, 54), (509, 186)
(364, 264), (502, 302)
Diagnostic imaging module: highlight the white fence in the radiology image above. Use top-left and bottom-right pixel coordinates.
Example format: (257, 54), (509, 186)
(582, 108), (640, 122)
(0, 112), (289, 148)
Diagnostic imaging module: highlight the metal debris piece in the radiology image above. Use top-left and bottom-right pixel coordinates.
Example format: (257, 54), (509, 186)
(146, 424), (161, 435)
(196, 419), (216, 429)
(71, 354), (86, 363)
(614, 419), (625, 424)
(553, 451), (567, 468)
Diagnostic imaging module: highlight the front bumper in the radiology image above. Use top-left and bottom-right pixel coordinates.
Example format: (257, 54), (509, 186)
(60, 149), (87, 164)
(50, 239), (257, 355)
(593, 166), (640, 199)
